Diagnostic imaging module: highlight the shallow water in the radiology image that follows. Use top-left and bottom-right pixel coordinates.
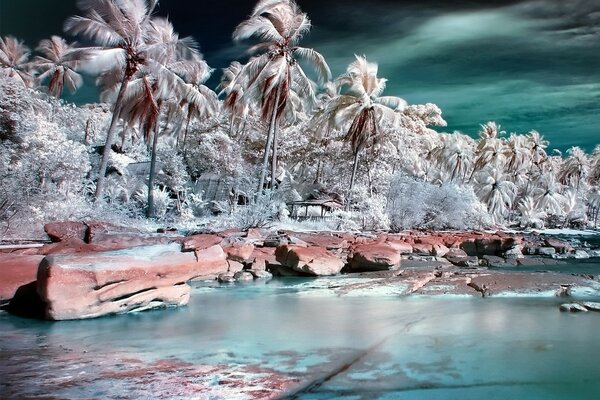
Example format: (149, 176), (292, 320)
(1, 276), (600, 399)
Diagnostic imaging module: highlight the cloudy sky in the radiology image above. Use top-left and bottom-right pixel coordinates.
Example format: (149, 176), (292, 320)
(1, 0), (599, 152)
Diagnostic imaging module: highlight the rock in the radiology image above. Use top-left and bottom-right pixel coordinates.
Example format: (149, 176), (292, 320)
(460, 236), (519, 257)
(386, 240), (413, 254)
(86, 233), (174, 251)
(287, 236), (309, 247)
(227, 260), (244, 273)
(555, 284), (572, 297)
(218, 273), (235, 283)
(503, 245), (524, 259)
(248, 269), (273, 281)
(412, 243), (433, 256)
(0, 255), (44, 303)
(445, 247), (468, 258)
(538, 247), (556, 257)
(588, 249), (600, 258)
(44, 221), (87, 242)
(267, 262), (311, 277)
(545, 238), (574, 254)
(432, 243), (449, 257)
(264, 234), (288, 247)
(192, 245), (229, 277)
(233, 271), (254, 282)
(37, 243), (225, 320)
(482, 255), (517, 268)
(84, 221), (143, 242)
(275, 245), (345, 276)
(446, 255), (480, 268)
(581, 302), (600, 311)
(180, 234), (222, 252)
(222, 242), (255, 262)
(249, 247), (276, 271)
(296, 233), (349, 250)
(574, 250), (590, 259)
(348, 243), (401, 272)
(560, 303), (588, 312)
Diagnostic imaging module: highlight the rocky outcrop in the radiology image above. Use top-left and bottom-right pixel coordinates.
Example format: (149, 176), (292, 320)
(0, 254), (44, 304)
(275, 245), (344, 276)
(37, 243), (227, 320)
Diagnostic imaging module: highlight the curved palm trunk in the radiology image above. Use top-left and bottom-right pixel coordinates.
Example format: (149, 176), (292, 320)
(347, 151), (360, 211)
(257, 84), (282, 197)
(94, 77), (131, 201)
(271, 117), (280, 190)
(181, 112), (192, 158)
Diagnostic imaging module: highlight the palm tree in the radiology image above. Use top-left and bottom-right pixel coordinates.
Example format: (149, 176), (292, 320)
(559, 146), (589, 192)
(312, 55), (406, 207)
(470, 122), (505, 181)
(32, 36), (83, 98)
(475, 167), (516, 225)
(0, 36), (33, 86)
(232, 0), (331, 193)
(434, 133), (474, 183)
(218, 61), (250, 137)
(64, 0), (159, 200)
(533, 171), (565, 216)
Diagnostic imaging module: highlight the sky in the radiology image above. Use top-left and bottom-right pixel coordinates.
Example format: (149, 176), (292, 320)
(1, 0), (599, 152)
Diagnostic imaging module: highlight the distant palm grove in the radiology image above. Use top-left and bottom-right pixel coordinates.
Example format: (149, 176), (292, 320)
(1, 0), (599, 237)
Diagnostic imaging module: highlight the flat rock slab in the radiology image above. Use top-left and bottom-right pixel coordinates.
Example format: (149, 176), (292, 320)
(469, 272), (598, 297)
(37, 243), (227, 320)
(0, 254), (44, 303)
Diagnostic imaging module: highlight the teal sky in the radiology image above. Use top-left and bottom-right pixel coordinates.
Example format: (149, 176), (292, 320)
(1, 0), (599, 152)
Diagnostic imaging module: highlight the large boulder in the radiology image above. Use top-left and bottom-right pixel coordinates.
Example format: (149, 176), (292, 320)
(0, 255), (44, 304)
(44, 221), (87, 242)
(37, 243), (227, 320)
(275, 245), (344, 276)
(348, 243), (401, 272)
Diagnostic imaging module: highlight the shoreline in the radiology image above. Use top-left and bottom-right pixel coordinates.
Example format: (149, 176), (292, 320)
(1, 221), (599, 319)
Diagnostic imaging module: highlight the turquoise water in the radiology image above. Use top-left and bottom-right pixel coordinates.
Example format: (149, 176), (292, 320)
(1, 277), (600, 399)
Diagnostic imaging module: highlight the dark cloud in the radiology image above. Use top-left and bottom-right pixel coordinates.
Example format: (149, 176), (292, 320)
(1, 0), (599, 151)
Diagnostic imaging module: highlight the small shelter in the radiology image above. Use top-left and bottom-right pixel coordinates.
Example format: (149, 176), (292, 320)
(288, 198), (343, 221)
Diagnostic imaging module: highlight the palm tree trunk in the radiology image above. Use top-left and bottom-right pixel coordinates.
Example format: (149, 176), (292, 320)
(271, 116), (281, 190)
(257, 84), (282, 196)
(181, 113), (192, 158)
(94, 77), (130, 201)
(347, 151), (360, 211)
(147, 103), (163, 219)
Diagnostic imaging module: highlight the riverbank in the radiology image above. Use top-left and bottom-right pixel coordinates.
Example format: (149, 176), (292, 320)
(1, 221), (600, 320)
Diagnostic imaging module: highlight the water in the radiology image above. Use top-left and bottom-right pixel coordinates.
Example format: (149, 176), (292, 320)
(1, 276), (600, 399)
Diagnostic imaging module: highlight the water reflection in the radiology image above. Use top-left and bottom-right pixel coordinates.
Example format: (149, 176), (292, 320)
(1, 277), (600, 399)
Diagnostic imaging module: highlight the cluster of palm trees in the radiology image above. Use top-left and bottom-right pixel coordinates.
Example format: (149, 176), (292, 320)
(419, 122), (600, 228)
(2, 0), (599, 229)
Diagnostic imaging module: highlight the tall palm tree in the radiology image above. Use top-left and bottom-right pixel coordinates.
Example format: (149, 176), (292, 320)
(312, 55), (407, 207)
(218, 61), (250, 137)
(533, 171), (565, 216)
(232, 0), (331, 194)
(0, 36), (33, 86)
(433, 133), (474, 183)
(32, 36), (83, 98)
(64, 0), (159, 200)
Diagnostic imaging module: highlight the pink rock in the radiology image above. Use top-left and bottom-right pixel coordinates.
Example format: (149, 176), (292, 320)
(385, 240), (413, 254)
(275, 245), (344, 276)
(294, 233), (349, 250)
(250, 247), (276, 271)
(412, 243), (434, 256)
(0, 254), (44, 302)
(222, 242), (255, 262)
(84, 221), (143, 242)
(349, 243), (401, 271)
(44, 221), (87, 242)
(37, 243), (226, 320)
(432, 243), (450, 257)
(180, 234), (223, 252)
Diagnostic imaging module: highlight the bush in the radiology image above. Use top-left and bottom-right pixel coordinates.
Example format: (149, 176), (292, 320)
(387, 175), (491, 231)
